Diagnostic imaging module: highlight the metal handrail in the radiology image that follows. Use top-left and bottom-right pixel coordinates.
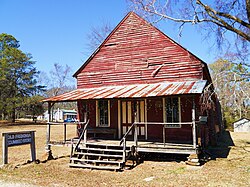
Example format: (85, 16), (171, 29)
(74, 119), (90, 151)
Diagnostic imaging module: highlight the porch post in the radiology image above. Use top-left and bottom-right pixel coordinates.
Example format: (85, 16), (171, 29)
(45, 102), (53, 160)
(144, 99), (148, 140)
(63, 123), (66, 143)
(134, 109), (138, 148)
(84, 112), (87, 123)
(118, 100), (121, 139)
(162, 98), (166, 146)
(192, 97), (196, 149)
(46, 102), (51, 150)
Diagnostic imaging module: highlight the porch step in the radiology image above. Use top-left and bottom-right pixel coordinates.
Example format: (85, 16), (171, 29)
(74, 152), (124, 158)
(84, 143), (131, 150)
(70, 158), (123, 165)
(77, 147), (130, 153)
(70, 143), (132, 171)
(69, 163), (121, 171)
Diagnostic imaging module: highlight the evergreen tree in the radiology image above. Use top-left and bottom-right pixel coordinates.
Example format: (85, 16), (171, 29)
(0, 33), (43, 122)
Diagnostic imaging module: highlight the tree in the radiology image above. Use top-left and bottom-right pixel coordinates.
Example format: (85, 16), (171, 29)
(86, 22), (113, 53)
(0, 33), (42, 122)
(128, 0), (250, 64)
(209, 59), (250, 126)
(39, 63), (77, 112)
(23, 95), (44, 121)
(44, 63), (74, 97)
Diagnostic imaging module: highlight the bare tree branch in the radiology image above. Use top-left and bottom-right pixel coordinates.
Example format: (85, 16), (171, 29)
(130, 0), (250, 41)
(196, 0), (250, 41)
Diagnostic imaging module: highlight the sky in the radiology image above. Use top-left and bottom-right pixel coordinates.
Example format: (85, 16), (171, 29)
(1, 0), (221, 83)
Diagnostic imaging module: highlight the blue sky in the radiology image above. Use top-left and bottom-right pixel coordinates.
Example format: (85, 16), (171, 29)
(1, 0), (219, 81)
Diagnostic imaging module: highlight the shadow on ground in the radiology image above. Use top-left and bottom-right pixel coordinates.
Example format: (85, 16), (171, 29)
(138, 152), (188, 163)
(205, 130), (234, 159)
(138, 130), (235, 164)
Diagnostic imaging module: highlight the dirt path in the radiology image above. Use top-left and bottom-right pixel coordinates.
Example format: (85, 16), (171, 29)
(0, 180), (37, 187)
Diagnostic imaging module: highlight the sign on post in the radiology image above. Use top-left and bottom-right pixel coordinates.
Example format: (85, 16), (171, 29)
(2, 131), (36, 165)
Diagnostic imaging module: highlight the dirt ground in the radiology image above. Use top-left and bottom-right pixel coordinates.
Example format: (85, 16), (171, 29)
(0, 121), (249, 187)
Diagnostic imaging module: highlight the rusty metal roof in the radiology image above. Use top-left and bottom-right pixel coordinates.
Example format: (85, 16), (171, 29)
(43, 80), (207, 102)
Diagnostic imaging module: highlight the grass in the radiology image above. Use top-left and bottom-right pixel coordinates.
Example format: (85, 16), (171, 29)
(0, 121), (250, 186)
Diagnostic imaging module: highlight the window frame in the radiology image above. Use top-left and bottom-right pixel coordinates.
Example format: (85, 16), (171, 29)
(96, 100), (110, 127)
(163, 97), (181, 127)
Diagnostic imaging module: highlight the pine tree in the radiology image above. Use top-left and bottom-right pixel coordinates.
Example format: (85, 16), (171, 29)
(0, 33), (42, 122)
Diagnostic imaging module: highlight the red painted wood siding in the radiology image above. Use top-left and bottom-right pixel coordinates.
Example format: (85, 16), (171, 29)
(147, 98), (164, 141)
(76, 12), (203, 88)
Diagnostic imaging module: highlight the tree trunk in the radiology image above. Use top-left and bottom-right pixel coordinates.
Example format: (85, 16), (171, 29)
(11, 101), (16, 123)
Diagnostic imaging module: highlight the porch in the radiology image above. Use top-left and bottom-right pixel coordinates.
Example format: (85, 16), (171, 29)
(46, 119), (200, 155)
(72, 139), (199, 155)
(45, 118), (201, 170)
(48, 138), (199, 155)
(43, 80), (209, 170)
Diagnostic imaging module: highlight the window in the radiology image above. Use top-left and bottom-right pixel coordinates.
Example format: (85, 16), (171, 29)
(165, 97), (181, 123)
(96, 100), (110, 127)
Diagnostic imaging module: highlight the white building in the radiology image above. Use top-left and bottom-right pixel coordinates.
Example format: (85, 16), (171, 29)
(42, 109), (77, 122)
(233, 118), (250, 132)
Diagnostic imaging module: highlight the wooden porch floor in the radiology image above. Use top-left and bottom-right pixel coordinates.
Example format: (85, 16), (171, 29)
(49, 138), (199, 155)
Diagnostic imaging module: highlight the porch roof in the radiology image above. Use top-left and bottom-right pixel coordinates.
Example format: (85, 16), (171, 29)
(43, 80), (207, 102)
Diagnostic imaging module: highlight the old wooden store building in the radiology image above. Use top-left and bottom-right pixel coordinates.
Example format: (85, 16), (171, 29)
(43, 12), (222, 170)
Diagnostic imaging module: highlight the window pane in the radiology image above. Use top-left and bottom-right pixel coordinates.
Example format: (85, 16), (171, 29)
(99, 100), (108, 126)
(166, 97), (179, 123)
(172, 98), (179, 122)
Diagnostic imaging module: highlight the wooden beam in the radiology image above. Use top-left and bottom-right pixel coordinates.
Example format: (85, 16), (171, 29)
(118, 100), (121, 139)
(46, 122), (51, 151)
(144, 99), (148, 140)
(2, 133), (8, 164)
(30, 131), (36, 161)
(64, 123), (67, 143)
(192, 97), (196, 149)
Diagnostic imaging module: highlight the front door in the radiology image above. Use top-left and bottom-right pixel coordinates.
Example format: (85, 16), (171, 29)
(121, 100), (146, 139)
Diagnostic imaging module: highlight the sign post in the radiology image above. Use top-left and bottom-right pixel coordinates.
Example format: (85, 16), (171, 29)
(2, 131), (36, 165)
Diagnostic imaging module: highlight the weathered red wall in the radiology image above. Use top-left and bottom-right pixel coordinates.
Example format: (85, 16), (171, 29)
(75, 12), (203, 88)
(77, 99), (119, 135)
(146, 97), (196, 143)
(77, 100), (96, 136)
(110, 100), (118, 130)
(77, 95), (217, 145)
(147, 98), (164, 141)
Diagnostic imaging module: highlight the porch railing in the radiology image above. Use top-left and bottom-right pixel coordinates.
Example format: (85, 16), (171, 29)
(45, 121), (89, 151)
(119, 121), (197, 154)
(119, 122), (139, 162)
(74, 119), (90, 151)
(134, 122), (195, 147)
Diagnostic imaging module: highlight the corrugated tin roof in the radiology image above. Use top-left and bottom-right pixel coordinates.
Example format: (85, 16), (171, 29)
(43, 80), (207, 102)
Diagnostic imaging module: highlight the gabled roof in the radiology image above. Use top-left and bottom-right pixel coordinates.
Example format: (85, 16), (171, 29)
(73, 12), (209, 81)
